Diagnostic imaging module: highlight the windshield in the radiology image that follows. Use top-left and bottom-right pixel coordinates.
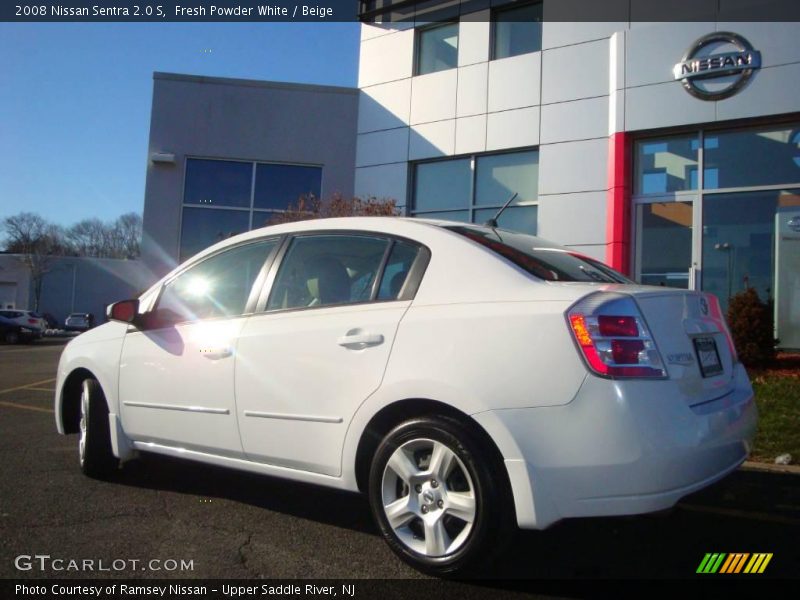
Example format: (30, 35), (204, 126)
(444, 225), (632, 283)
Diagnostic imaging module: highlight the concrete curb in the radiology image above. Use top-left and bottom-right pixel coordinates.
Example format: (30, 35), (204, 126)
(741, 460), (800, 475)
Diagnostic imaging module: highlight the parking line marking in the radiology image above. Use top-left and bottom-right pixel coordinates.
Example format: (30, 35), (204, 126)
(680, 503), (800, 526)
(0, 378), (57, 395)
(0, 400), (54, 414)
(26, 387), (56, 393)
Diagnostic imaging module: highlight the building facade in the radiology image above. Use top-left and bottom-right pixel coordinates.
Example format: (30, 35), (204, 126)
(139, 5), (800, 349)
(141, 72), (359, 276)
(354, 2), (800, 348)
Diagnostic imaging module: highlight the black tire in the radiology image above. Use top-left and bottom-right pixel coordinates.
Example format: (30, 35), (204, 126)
(368, 415), (513, 576)
(4, 330), (20, 344)
(79, 378), (118, 479)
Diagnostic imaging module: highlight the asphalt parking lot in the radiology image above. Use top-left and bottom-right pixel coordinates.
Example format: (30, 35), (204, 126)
(0, 340), (798, 590)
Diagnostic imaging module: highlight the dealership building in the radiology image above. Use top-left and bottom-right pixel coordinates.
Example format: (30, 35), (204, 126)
(141, 1), (800, 348)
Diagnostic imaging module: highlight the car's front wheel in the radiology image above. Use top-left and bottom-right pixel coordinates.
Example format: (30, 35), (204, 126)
(4, 330), (20, 344)
(368, 416), (512, 576)
(78, 378), (118, 479)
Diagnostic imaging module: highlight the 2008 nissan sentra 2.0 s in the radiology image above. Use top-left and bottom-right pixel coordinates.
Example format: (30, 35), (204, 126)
(55, 217), (757, 575)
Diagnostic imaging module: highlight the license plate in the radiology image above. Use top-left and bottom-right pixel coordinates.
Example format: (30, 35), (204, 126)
(694, 337), (723, 378)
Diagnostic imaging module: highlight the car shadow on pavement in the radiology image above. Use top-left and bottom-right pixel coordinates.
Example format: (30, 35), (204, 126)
(116, 456), (800, 580)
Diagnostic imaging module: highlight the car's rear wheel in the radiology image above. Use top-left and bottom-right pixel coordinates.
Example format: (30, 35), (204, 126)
(368, 416), (512, 576)
(78, 379), (118, 479)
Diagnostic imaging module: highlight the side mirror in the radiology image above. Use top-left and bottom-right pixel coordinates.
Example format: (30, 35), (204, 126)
(107, 299), (139, 325)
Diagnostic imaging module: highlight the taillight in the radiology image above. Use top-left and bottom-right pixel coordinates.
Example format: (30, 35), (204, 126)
(704, 293), (739, 365)
(28, 318), (37, 324)
(567, 293), (666, 379)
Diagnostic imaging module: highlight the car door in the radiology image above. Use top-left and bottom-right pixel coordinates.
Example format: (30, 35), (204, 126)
(119, 238), (279, 456)
(235, 233), (427, 476)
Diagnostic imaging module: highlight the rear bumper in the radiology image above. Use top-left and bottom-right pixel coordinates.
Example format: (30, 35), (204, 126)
(473, 364), (757, 529)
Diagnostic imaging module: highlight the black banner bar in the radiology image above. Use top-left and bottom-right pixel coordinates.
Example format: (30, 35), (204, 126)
(3, 0), (800, 23)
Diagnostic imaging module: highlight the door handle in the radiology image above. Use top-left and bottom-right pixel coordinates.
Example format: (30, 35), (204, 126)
(201, 348), (233, 360)
(337, 331), (384, 349)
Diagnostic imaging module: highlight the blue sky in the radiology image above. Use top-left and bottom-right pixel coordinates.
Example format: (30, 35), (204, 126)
(0, 22), (360, 226)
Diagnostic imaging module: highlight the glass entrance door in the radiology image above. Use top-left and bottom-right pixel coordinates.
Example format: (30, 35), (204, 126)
(636, 201), (694, 288)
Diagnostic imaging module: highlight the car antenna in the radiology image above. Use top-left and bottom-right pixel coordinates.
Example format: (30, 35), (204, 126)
(484, 192), (518, 229)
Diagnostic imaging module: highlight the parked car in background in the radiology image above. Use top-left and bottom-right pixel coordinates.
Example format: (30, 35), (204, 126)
(0, 310), (45, 338)
(42, 313), (60, 329)
(64, 313), (94, 332)
(0, 315), (38, 344)
(54, 217), (757, 575)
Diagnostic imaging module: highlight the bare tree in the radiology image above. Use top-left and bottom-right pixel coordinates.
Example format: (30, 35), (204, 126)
(65, 218), (108, 257)
(266, 194), (399, 226)
(110, 212), (142, 259)
(65, 213), (142, 259)
(2, 213), (66, 311)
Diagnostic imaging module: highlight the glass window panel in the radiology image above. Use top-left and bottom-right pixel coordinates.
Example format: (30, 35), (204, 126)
(703, 125), (800, 189)
(417, 23), (459, 76)
(254, 164), (322, 210)
(180, 208), (250, 262)
(475, 150), (538, 206)
(184, 159), (252, 208)
(267, 235), (390, 311)
(493, 3), (542, 60)
(157, 240), (276, 322)
(635, 135), (699, 195)
(251, 210), (283, 230)
(701, 189), (793, 311)
(414, 159), (472, 211)
(473, 205), (538, 234)
(377, 241), (421, 300)
(637, 201), (693, 289)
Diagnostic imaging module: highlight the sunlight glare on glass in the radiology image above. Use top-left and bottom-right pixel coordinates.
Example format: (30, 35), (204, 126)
(186, 276), (212, 297)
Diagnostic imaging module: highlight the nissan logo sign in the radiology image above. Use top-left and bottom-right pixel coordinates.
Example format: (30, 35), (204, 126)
(673, 32), (761, 101)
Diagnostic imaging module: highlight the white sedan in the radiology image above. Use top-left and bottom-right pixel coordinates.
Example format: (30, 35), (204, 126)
(54, 217), (757, 575)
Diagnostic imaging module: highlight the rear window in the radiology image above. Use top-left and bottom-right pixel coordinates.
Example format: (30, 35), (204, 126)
(445, 225), (632, 283)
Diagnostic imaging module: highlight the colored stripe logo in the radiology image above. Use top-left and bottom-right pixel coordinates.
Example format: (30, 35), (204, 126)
(697, 553), (773, 574)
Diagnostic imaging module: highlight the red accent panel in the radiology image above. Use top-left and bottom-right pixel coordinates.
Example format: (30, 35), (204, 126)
(605, 132), (631, 274)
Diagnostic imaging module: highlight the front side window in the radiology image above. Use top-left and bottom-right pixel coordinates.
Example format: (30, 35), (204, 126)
(416, 23), (459, 76)
(267, 235), (391, 311)
(493, 2), (543, 60)
(157, 240), (277, 323)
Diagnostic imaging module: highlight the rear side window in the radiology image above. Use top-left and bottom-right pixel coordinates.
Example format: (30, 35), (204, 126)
(378, 241), (421, 300)
(267, 235), (390, 311)
(446, 225), (631, 283)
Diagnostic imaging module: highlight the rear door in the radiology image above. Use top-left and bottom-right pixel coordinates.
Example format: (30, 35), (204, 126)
(235, 234), (426, 476)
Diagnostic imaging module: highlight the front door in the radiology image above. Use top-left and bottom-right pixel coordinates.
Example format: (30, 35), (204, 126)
(119, 239), (278, 456)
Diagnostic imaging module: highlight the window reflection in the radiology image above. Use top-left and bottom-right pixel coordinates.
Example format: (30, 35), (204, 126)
(158, 240), (277, 323)
(184, 159), (252, 208)
(635, 135), (699, 195)
(638, 202), (693, 288)
(493, 3), (543, 60)
(704, 126), (800, 189)
(254, 164), (322, 210)
(417, 23), (459, 76)
(180, 208), (250, 263)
